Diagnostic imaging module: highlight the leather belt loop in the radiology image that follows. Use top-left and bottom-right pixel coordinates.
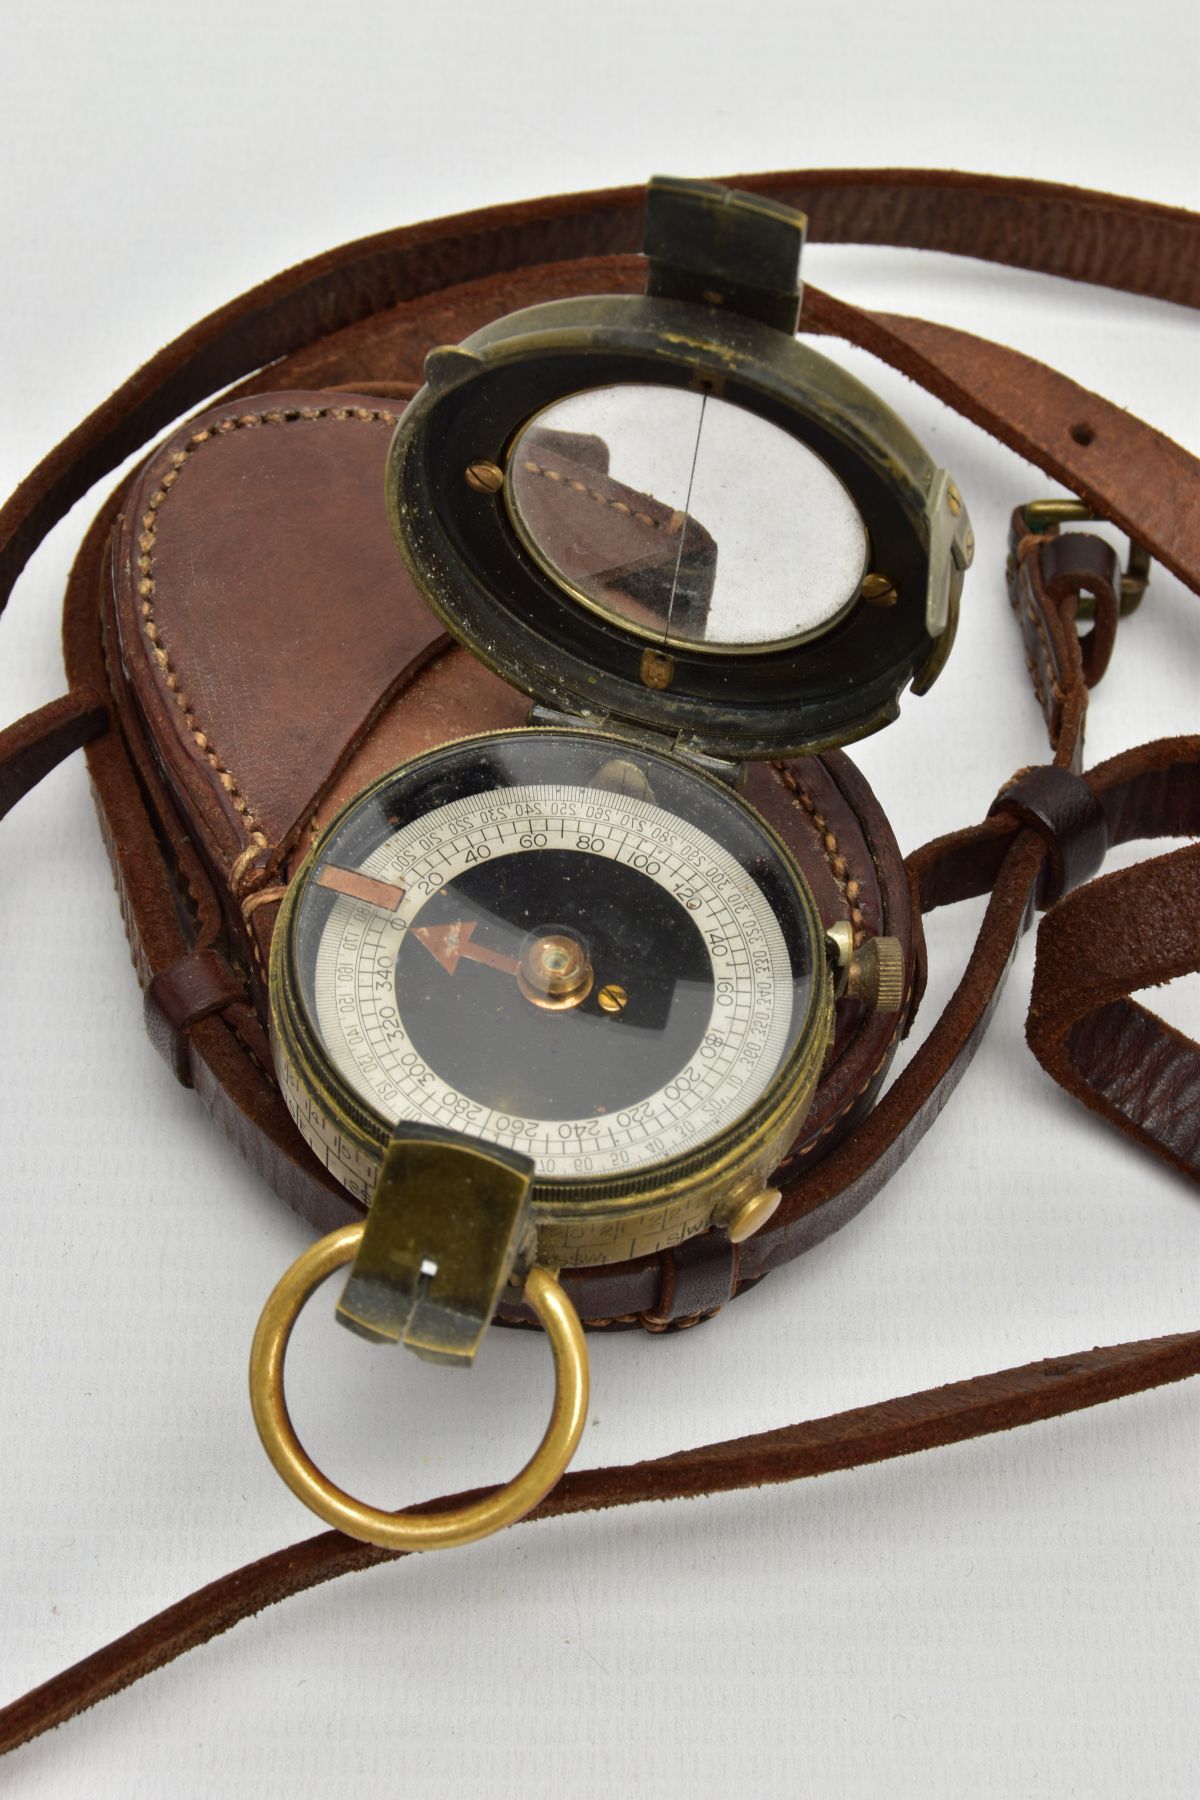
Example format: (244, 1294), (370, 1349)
(989, 766), (1109, 909)
(144, 948), (247, 1086)
(641, 1232), (742, 1331)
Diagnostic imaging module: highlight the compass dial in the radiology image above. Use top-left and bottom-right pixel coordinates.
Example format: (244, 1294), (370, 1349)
(281, 731), (823, 1190)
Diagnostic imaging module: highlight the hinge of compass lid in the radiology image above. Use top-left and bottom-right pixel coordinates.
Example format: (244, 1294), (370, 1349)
(527, 702), (746, 790)
(336, 1123), (535, 1366)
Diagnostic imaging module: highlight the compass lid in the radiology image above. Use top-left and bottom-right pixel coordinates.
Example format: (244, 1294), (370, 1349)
(385, 178), (973, 762)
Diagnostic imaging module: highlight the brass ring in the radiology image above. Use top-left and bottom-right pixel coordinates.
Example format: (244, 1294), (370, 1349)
(249, 1225), (588, 1551)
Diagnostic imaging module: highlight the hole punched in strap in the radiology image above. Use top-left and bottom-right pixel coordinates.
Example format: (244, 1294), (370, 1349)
(989, 765), (1108, 909)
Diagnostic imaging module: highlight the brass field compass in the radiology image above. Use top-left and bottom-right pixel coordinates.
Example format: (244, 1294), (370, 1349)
(251, 176), (973, 1548)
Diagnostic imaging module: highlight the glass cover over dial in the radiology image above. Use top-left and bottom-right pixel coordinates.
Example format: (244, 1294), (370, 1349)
(285, 731), (822, 1185)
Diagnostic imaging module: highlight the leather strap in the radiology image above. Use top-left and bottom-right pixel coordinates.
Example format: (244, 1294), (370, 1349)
(0, 1327), (1194, 1758)
(738, 733), (1200, 1290)
(0, 689), (108, 823)
(0, 171), (1197, 1754)
(1027, 843), (1200, 1179)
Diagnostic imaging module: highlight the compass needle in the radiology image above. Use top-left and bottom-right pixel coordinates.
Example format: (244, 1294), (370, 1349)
(412, 919), (520, 978)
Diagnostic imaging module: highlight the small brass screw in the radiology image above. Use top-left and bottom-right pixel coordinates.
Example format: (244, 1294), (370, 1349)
(640, 648), (674, 690)
(947, 484), (962, 517)
(598, 984), (628, 1014)
(465, 460), (504, 493)
(861, 572), (897, 608)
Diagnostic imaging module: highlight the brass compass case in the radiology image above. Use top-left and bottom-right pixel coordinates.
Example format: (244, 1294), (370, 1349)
(270, 725), (836, 1274)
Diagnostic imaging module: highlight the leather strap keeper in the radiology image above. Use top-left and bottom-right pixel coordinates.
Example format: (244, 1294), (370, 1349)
(989, 764), (1109, 908)
(145, 949), (252, 1087)
(636, 1233), (743, 1332)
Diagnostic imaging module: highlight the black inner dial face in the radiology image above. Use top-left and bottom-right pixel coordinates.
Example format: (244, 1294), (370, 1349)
(290, 731), (819, 1181)
(394, 851), (712, 1119)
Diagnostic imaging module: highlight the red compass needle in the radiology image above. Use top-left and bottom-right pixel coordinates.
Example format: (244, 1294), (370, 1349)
(411, 919), (520, 977)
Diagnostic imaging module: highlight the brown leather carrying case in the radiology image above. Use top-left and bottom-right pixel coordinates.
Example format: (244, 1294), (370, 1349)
(107, 381), (921, 1327)
(0, 169), (1197, 1753)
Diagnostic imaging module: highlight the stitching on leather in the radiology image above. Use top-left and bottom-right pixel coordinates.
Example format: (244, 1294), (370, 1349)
(93, 805), (151, 988)
(238, 1035), (270, 1078)
(768, 760), (866, 944)
(224, 1001), (272, 1081)
(242, 885), (287, 980)
(1023, 600), (1056, 713)
(518, 456), (672, 531)
(242, 885), (287, 979)
(230, 844), (263, 889)
(248, 913), (270, 981)
(242, 884), (287, 921)
(640, 1308), (720, 1332)
(506, 1308), (719, 1331)
(763, 757), (910, 1165)
(1021, 645), (1050, 717)
(136, 405), (398, 853)
(97, 592), (213, 944)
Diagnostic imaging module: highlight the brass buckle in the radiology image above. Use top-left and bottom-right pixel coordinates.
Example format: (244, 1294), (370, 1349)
(1020, 499), (1151, 618)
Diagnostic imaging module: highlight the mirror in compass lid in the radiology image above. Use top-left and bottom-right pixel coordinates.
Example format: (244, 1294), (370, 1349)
(506, 383), (869, 653)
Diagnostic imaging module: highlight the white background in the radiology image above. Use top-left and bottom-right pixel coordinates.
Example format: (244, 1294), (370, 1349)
(1, 3), (1197, 1794)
